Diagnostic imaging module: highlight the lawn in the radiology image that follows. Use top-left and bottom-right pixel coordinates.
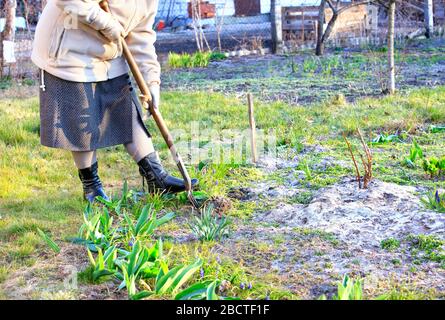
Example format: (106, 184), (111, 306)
(1, 43), (445, 300)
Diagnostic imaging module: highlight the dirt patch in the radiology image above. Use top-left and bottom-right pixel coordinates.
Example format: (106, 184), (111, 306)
(1, 244), (125, 300)
(256, 179), (444, 249)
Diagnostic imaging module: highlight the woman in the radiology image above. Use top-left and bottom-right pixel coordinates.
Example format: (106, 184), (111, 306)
(32, 0), (197, 202)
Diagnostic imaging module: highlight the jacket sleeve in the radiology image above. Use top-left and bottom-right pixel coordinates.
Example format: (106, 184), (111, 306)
(55, 0), (115, 31)
(125, 2), (161, 84)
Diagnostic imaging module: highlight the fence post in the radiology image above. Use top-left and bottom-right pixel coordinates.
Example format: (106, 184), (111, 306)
(271, 0), (283, 54)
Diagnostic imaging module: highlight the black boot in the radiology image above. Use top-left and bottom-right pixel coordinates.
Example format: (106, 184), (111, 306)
(78, 162), (109, 203)
(138, 152), (198, 194)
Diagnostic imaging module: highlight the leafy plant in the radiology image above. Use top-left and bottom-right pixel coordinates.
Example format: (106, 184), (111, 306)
(87, 245), (117, 282)
(371, 133), (401, 145)
(403, 140), (423, 168)
(73, 182), (231, 300)
(422, 156), (445, 178)
(421, 190), (445, 213)
(175, 280), (221, 300)
(123, 205), (175, 239)
(168, 51), (225, 69)
(153, 258), (203, 295)
(407, 234), (445, 268)
(320, 275), (363, 300)
(381, 238), (401, 251)
(36, 228), (61, 254)
(300, 160), (313, 181)
(189, 205), (231, 242)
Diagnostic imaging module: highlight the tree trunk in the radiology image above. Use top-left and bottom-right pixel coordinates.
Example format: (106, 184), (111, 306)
(424, 0), (434, 38)
(271, 0), (283, 54)
(316, 0), (326, 56)
(2, 0), (17, 42)
(387, 0), (396, 95)
(1, 0), (17, 76)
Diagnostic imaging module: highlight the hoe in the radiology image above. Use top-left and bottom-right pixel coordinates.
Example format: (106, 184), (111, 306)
(100, 0), (200, 210)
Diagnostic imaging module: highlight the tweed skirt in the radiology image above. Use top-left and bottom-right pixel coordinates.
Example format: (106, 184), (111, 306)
(39, 70), (149, 151)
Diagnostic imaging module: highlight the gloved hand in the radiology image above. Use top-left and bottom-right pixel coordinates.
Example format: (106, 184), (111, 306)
(101, 15), (125, 42)
(149, 83), (160, 111)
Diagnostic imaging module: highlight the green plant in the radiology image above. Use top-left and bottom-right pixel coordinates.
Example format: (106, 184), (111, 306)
(72, 182), (229, 300)
(188, 205), (231, 242)
(153, 258), (203, 295)
(422, 189), (445, 213)
(301, 160), (313, 181)
(422, 156), (445, 178)
(123, 205), (175, 239)
(303, 57), (318, 74)
(381, 238), (401, 251)
(371, 133), (401, 144)
(87, 245), (117, 282)
(319, 275), (363, 300)
(175, 280), (220, 300)
(209, 52), (227, 61)
(407, 234), (445, 268)
(403, 140), (423, 168)
(168, 51), (219, 69)
(36, 228), (60, 254)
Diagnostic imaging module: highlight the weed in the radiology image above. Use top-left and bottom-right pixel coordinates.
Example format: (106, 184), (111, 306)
(422, 156), (445, 178)
(36, 228), (60, 254)
(421, 189), (445, 213)
(408, 234), (445, 267)
(381, 238), (400, 251)
(188, 205), (231, 242)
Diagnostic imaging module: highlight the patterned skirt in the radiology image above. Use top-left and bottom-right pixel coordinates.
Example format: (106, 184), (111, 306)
(39, 71), (149, 151)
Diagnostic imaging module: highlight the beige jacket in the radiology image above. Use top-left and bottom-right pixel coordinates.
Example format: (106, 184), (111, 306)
(31, 0), (161, 84)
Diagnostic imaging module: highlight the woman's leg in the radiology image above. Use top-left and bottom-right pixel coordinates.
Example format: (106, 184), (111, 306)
(72, 151), (97, 169)
(127, 105), (198, 194)
(124, 105), (154, 163)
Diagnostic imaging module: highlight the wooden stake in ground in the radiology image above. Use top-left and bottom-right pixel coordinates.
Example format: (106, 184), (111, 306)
(387, 0), (396, 95)
(247, 93), (258, 163)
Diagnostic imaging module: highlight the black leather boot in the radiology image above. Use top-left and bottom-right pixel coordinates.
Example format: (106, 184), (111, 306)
(78, 162), (109, 203)
(138, 152), (198, 194)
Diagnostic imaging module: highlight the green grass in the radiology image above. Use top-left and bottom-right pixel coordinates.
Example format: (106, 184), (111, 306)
(167, 51), (227, 69)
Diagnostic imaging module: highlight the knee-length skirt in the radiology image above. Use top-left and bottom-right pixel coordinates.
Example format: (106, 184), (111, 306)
(39, 70), (150, 151)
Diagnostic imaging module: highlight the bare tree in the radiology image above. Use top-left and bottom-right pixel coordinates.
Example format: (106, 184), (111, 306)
(0, 0), (17, 77)
(190, 0), (210, 52)
(316, 0), (371, 56)
(215, 0), (228, 52)
(424, 0), (434, 38)
(387, 0), (396, 94)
